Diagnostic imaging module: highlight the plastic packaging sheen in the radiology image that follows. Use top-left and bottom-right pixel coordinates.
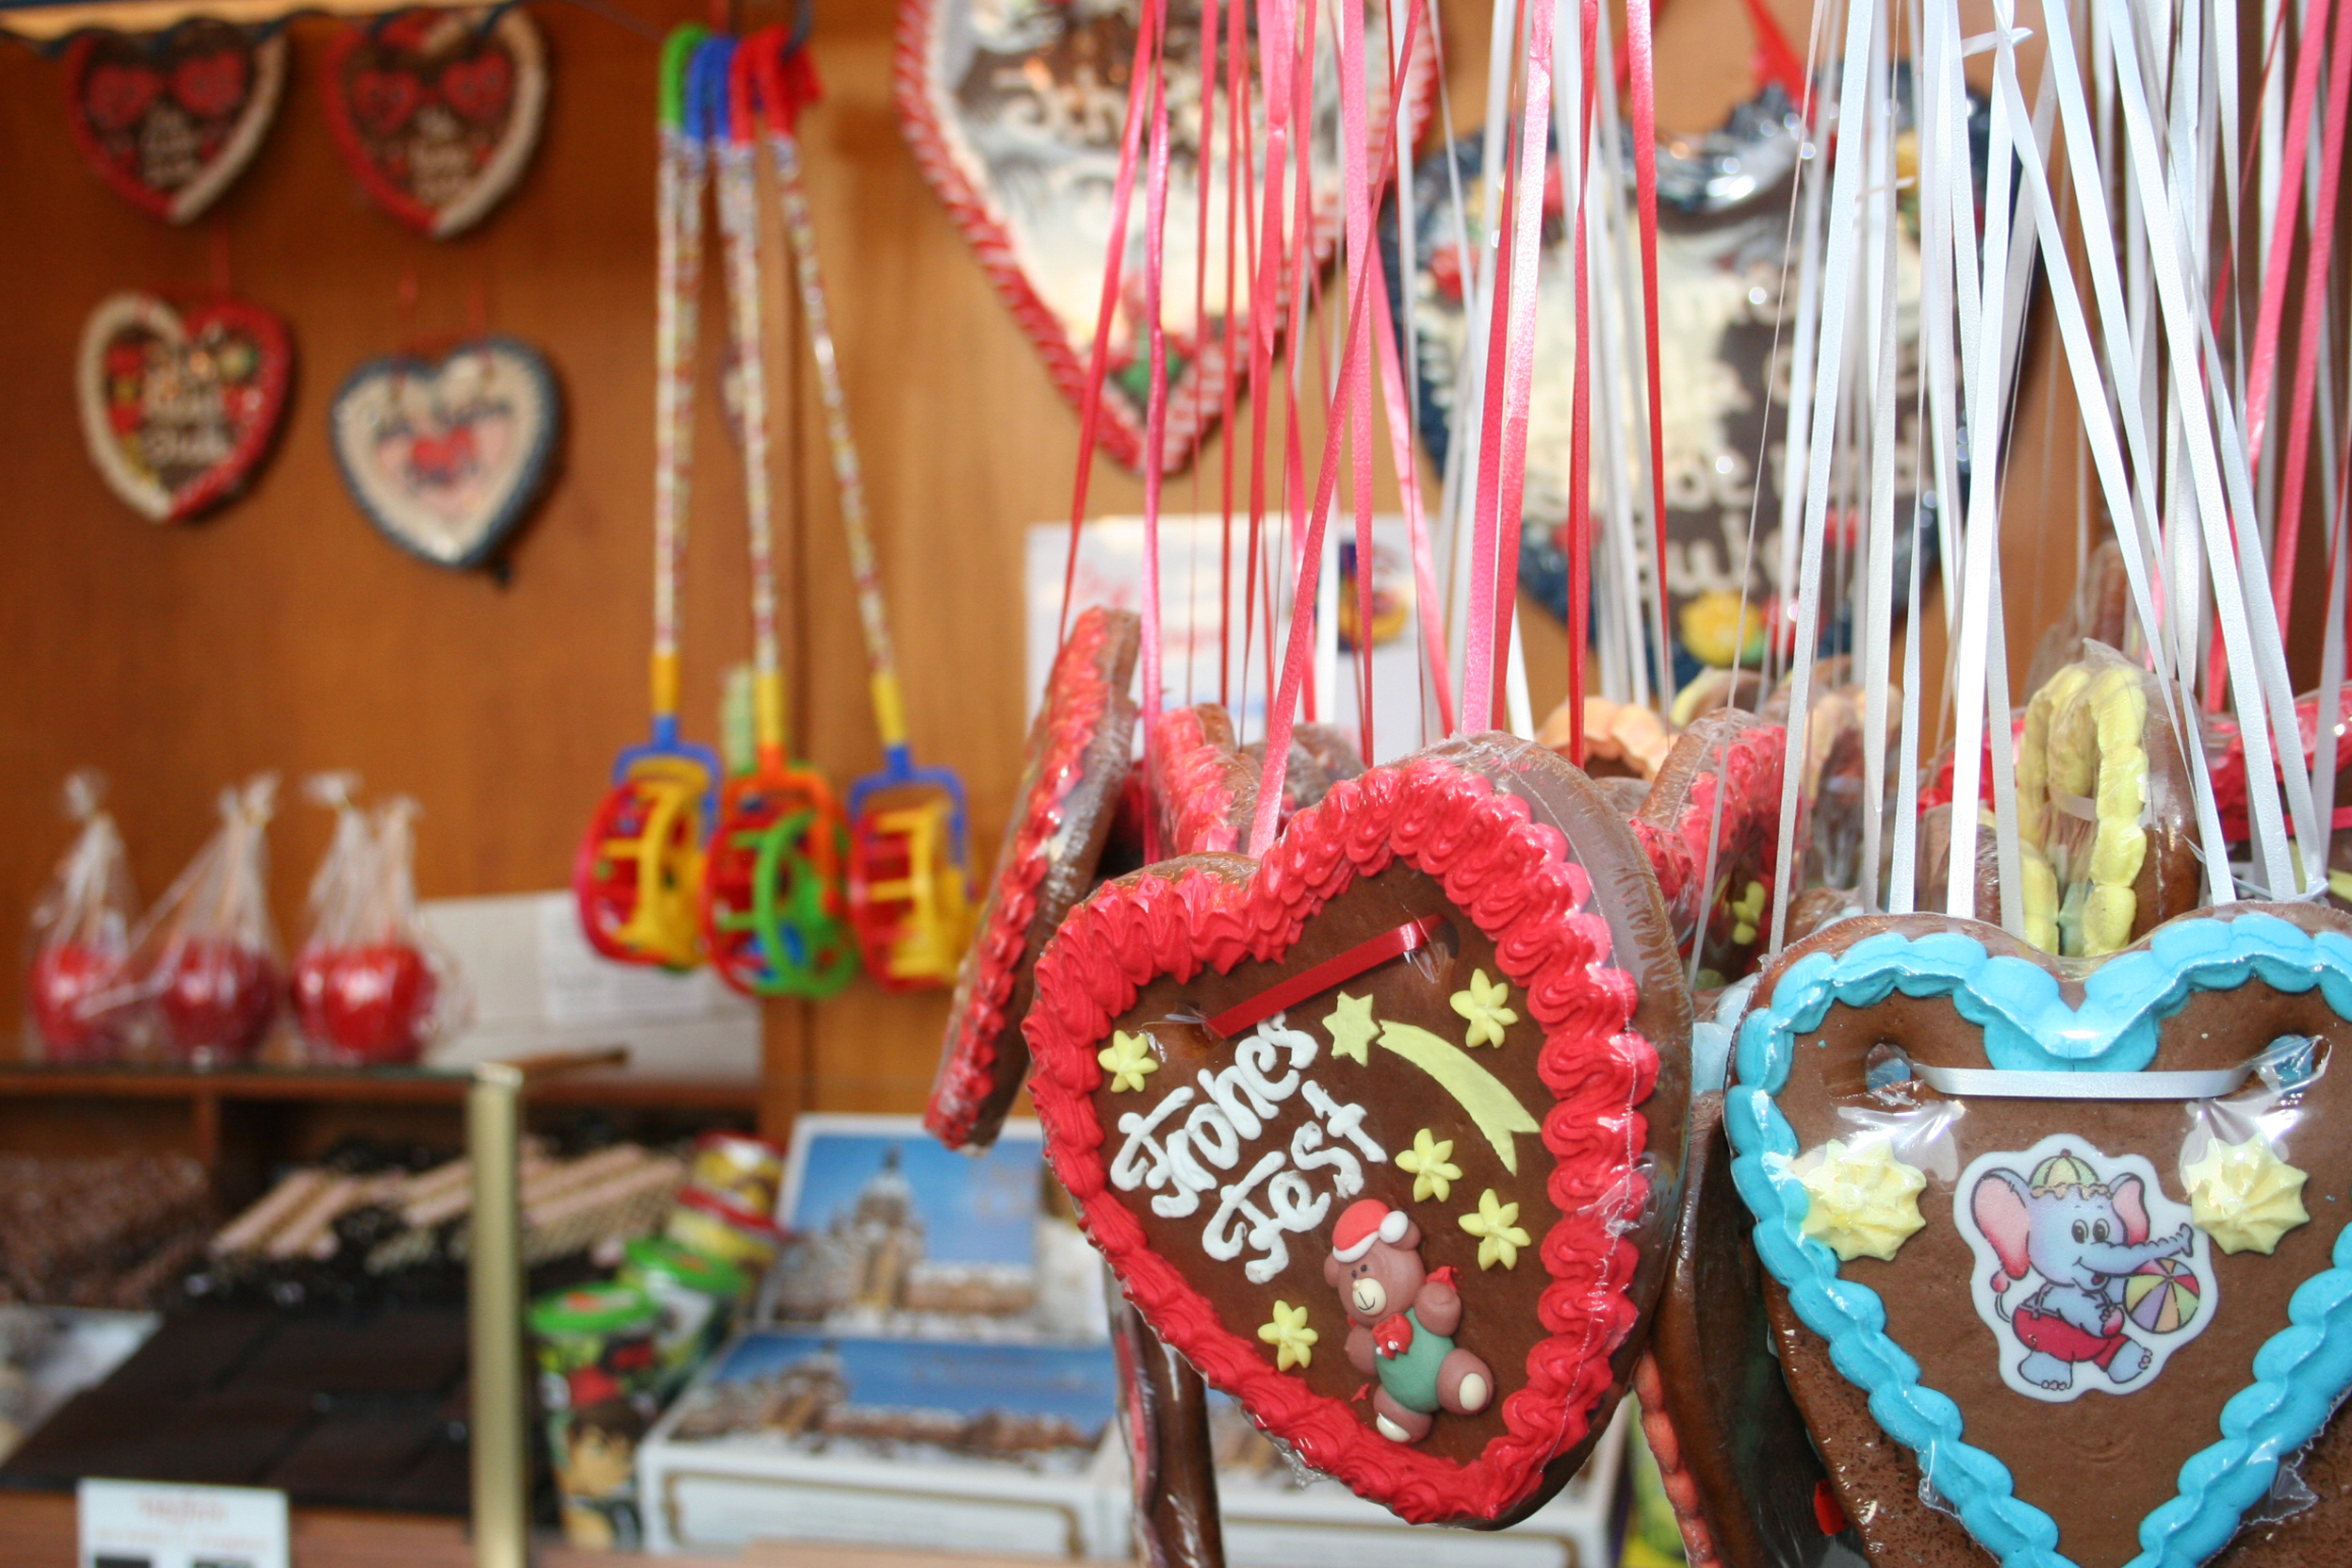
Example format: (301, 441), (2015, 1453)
(134, 775), (285, 1067)
(24, 770), (139, 1063)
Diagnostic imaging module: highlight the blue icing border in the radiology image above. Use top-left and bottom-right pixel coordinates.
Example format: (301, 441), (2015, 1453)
(1724, 911), (2352, 1568)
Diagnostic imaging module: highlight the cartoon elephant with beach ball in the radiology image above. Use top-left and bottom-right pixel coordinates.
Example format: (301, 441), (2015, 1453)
(1969, 1149), (2197, 1392)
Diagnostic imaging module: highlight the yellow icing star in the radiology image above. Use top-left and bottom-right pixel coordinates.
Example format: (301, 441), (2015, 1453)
(1098, 1030), (1159, 1094)
(1257, 1299), (1317, 1371)
(1450, 970), (1518, 1049)
(1396, 1130), (1462, 1203)
(2182, 1135), (2311, 1255)
(1460, 1189), (1532, 1270)
(1793, 1139), (1927, 1262)
(1324, 991), (1379, 1065)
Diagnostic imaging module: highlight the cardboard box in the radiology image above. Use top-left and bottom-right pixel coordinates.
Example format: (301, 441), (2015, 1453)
(638, 1330), (1122, 1558)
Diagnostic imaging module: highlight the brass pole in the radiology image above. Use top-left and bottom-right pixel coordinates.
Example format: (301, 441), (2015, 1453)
(469, 1061), (529, 1568)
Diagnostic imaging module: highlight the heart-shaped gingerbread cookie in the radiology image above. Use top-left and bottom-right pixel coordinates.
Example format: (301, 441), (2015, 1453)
(1633, 710), (1788, 987)
(928, 606), (1141, 1150)
(76, 290), (292, 523)
(65, 23), (286, 223)
(1150, 703), (1263, 857)
(320, 8), (547, 238)
(1726, 906), (2352, 1568)
(1025, 735), (1690, 1524)
(328, 335), (561, 569)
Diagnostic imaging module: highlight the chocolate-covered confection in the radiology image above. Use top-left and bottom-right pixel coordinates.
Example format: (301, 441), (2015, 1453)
(1025, 734), (1691, 1527)
(1239, 723), (1368, 829)
(2023, 540), (2132, 697)
(1645, 1093), (1866, 1568)
(1762, 662), (1878, 892)
(1736, 906), (2352, 1568)
(1112, 1294), (1224, 1568)
(1634, 710), (1788, 985)
(928, 607), (1141, 1151)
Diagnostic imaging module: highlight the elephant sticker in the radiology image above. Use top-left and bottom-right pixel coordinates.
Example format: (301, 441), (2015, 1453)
(1955, 1136), (2214, 1403)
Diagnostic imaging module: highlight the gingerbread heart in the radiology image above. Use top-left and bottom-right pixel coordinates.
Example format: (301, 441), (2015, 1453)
(76, 291), (291, 523)
(928, 606), (1141, 1151)
(894, 0), (1431, 473)
(329, 335), (561, 569)
(1024, 735), (1691, 1524)
(1150, 704), (1263, 857)
(1726, 906), (2352, 1568)
(1633, 710), (1788, 988)
(320, 8), (547, 238)
(65, 23), (286, 223)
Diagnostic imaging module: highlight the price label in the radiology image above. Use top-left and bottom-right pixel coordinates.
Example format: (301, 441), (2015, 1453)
(77, 1479), (289, 1568)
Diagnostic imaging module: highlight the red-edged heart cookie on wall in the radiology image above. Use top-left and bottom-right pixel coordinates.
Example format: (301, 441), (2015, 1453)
(77, 290), (292, 523)
(65, 22), (286, 223)
(1025, 734), (1691, 1524)
(320, 8), (547, 238)
(927, 606), (1142, 1151)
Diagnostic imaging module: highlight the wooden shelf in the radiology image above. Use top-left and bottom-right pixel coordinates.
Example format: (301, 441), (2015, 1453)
(0, 1064), (761, 1111)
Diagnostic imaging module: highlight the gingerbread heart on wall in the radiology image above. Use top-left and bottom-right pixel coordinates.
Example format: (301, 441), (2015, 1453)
(329, 335), (561, 569)
(894, 0), (1432, 474)
(320, 8), (547, 238)
(77, 291), (292, 522)
(1726, 906), (2352, 1568)
(65, 22), (286, 223)
(1025, 735), (1691, 1524)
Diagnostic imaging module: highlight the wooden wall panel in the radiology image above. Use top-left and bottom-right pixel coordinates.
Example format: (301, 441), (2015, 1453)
(0, 0), (2070, 1140)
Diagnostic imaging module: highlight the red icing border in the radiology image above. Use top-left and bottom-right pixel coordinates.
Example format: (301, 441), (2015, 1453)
(890, 0), (1434, 475)
(1632, 1352), (1722, 1566)
(927, 608), (1133, 1148)
(318, 13), (541, 238)
(1024, 752), (1659, 1523)
(1637, 722), (1786, 976)
(1151, 705), (1260, 856)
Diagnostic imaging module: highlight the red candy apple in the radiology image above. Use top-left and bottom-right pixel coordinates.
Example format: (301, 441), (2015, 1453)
(27, 942), (122, 1060)
(317, 941), (435, 1065)
(159, 937), (281, 1063)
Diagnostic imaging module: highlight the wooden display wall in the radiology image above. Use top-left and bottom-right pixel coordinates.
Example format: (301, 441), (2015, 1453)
(0, 0), (2082, 1139)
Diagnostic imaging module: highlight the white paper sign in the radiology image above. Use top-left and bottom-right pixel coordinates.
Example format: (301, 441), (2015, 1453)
(78, 1479), (289, 1568)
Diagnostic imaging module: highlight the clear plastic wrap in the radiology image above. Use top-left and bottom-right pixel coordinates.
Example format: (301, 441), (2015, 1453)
(1241, 721), (1366, 830)
(135, 774), (284, 1067)
(24, 771), (139, 1063)
(1150, 703), (1263, 856)
(1761, 658), (1881, 892)
(297, 787), (466, 1067)
(2014, 640), (2200, 956)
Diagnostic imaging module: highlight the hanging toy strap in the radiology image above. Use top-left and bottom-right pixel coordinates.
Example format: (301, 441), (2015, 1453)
(652, 24), (710, 745)
(749, 35), (908, 769)
(715, 37), (789, 769)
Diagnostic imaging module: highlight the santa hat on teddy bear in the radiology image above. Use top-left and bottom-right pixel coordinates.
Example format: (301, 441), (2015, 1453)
(1331, 1199), (1412, 1262)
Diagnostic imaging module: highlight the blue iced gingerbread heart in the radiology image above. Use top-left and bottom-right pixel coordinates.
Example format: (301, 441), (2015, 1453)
(1724, 908), (2352, 1568)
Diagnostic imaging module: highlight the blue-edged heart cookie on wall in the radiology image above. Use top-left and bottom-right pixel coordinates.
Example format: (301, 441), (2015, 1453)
(330, 335), (559, 570)
(1725, 906), (2352, 1568)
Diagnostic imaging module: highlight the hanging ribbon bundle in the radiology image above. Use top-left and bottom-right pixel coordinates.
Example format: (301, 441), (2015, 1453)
(573, 24), (723, 972)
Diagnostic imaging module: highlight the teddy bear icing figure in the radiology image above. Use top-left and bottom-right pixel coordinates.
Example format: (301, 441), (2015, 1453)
(1324, 1200), (1495, 1443)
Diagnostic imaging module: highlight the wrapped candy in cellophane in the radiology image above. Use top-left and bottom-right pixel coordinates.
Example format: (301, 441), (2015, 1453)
(24, 771), (139, 1063)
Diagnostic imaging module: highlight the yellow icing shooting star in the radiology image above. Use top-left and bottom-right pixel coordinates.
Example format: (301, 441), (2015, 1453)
(1323, 992), (1379, 1065)
(1793, 1139), (1926, 1262)
(1451, 970), (1518, 1048)
(1257, 1300), (1317, 1371)
(1375, 1021), (1541, 1174)
(1460, 1189), (1532, 1270)
(1396, 1129), (1462, 1203)
(2182, 1135), (2311, 1255)
(1099, 1030), (1159, 1094)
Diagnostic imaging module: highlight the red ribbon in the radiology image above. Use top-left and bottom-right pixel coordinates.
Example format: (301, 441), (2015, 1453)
(1204, 915), (1443, 1037)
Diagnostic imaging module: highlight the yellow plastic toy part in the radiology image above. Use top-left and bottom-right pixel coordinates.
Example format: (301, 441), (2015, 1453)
(603, 760), (709, 969)
(857, 798), (974, 987)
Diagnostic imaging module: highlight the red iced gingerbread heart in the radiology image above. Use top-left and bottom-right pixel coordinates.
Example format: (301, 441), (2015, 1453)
(321, 8), (547, 238)
(926, 607), (1141, 1150)
(1631, 710), (1787, 987)
(65, 23), (286, 223)
(1025, 735), (1690, 1524)
(75, 291), (292, 523)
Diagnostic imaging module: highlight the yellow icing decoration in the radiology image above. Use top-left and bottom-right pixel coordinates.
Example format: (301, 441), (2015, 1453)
(1729, 880), (1766, 945)
(1323, 991), (1379, 1065)
(1450, 970), (1518, 1048)
(1396, 1129), (1462, 1203)
(2015, 655), (2154, 957)
(1099, 1030), (1159, 1094)
(1792, 1138), (1928, 1262)
(1375, 1021), (1542, 1175)
(1459, 1189), (1532, 1270)
(1257, 1300), (1318, 1371)
(2182, 1135), (2311, 1255)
